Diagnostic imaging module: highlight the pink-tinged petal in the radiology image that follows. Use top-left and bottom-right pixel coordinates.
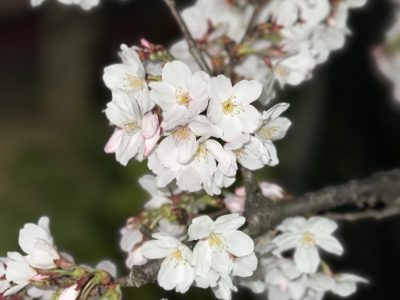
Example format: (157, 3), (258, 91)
(294, 245), (320, 274)
(104, 129), (124, 153)
(144, 127), (161, 157)
(126, 247), (147, 268)
(232, 80), (263, 105)
(141, 111), (159, 139)
(224, 194), (245, 214)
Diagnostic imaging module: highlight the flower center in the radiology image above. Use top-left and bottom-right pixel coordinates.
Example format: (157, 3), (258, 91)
(222, 97), (242, 115)
(208, 233), (224, 248)
(233, 147), (245, 159)
(257, 126), (277, 140)
(301, 232), (315, 246)
(123, 121), (139, 135)
(196, 143), (207, 159)
(125, 74), (144, 90)
(173, 126), (191, 144)
(176, 89), (191, 106)
(168, 248), (186, 266)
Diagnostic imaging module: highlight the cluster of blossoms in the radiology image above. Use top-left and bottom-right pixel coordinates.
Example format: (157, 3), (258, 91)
(374, 0), (400, 103)
(0, 217), (120, 300)
(19, 0), (374, 299)
(141, 213), (256, 299)
(103, 44), (291, 195)
(239, 216), (367, 300)
(171, 0), (367, 102)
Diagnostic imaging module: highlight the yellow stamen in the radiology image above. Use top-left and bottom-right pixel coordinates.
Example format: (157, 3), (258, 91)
(176, 89), (191, 106)
(123, 121), (139, 135)
(208, 233), (224, 248)
(173, 126), (191, 144)
(257, 126), (277, 140)
(222, 97), (243, 115)
(125, 74), (144, 90)
(301, 232), (315, 246)
(196, 143), (207, 159)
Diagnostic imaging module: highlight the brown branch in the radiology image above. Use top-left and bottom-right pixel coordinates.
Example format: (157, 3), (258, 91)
(117, 259), (162, 288)
(117, 168), (400, 288)
(161, 0), (211, 73)
(326, 206), (400, 221)
(244, 168), (400, 236)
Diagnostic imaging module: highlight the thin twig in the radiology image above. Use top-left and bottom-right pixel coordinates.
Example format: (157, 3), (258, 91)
(326, 206), (400, 222)
(161, 0), (211, 73)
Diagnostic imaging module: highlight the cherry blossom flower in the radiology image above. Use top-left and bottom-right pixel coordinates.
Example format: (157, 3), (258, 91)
(120, 218), (144, 268)
(0, 259), (10, 295)
(189, 214), (255, 278)
(149, 61), (209, 130)
(227, 103), (291, 170)
(208, 75), (262, 142)
(273, 217), (344, 274)
(274, 53), (316, 86)
(103, 45), (147, 96)
(104, 89), (160, 165)
(142, 233), (195, 293)
(4, 252), (38, 296)
(18, 216), (60, 270)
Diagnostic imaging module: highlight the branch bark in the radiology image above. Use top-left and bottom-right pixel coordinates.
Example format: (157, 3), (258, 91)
(244, 168), (400, 235)
(161, 0), (211, 73)
(118, 168), (400, 287)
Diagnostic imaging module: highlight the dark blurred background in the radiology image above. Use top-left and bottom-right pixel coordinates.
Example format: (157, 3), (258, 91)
(0, 0), (399, 299)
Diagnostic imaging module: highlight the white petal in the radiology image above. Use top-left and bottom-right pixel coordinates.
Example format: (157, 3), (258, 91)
(214, 214), (245, 233)
(315, 235), (344, 256)
(188, 215), (214, 240)
(294, 245), (320, 274)
(162, 60), (192, 90)
(232, 80), (262, 104)
(223, 230), (254, 257)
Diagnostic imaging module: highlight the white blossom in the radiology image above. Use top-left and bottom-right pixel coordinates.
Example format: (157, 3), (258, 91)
(103, 45), (147, 96)
(18, 216), (60, 270)
(104, 89), (160, 165)
(120, 218), (145, 268)
(4, 252), (38, 296)
(142, 233), (195, 293)
(189, 214), (255, 278)
(149, 60), (209, 130)
(273, 217), (344, 274)
(208, 75), (262, 142)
